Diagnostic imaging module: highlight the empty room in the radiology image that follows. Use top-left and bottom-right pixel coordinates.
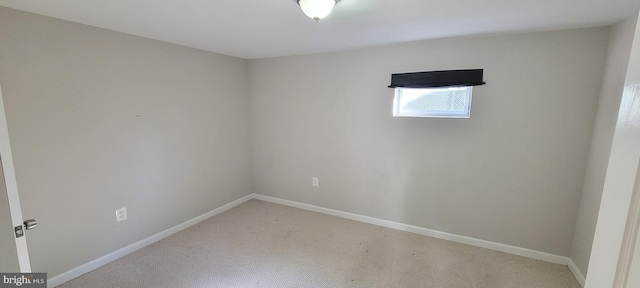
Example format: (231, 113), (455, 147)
(1, 0), (640, 287)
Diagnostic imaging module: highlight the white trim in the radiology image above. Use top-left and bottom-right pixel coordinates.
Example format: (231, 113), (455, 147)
(0, 84), (31, 272)
(614, 159), (640, 288)
(50, 193), (586, 287)
(568, 258), (586, 287)
(48, 194), (253, 287)
(252, 194), (568, 265)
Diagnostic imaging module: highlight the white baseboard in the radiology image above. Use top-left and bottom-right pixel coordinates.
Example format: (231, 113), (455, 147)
(48, 194), (254, 287)
(253, 194), (590, 285)
(568, 259), (586, 287)
(252, 194), (576, 267)
(50, 193), (585, 287)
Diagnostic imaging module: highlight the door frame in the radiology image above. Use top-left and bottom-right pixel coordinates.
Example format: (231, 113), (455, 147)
(615, 159), (640, 287)
(0, 83), (31, 272)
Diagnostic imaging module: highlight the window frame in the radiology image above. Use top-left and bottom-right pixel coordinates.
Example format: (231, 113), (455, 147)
(392, 86), (474, 118)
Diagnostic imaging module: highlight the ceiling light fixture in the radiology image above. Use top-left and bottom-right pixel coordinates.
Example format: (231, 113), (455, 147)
(297, 0), (338, 21)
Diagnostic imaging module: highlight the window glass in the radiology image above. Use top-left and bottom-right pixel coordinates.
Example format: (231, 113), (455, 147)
(393, 86), (473, 118)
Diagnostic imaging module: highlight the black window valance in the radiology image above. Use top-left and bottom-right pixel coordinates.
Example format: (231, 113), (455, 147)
(388, 69), (485, 88)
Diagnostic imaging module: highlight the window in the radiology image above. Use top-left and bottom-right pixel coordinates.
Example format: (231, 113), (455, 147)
(392, 86), (473, 118)
(388, 69), (484, 118)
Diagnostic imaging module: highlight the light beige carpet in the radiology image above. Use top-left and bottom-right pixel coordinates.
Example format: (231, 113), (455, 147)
(57, 199), (581, 288)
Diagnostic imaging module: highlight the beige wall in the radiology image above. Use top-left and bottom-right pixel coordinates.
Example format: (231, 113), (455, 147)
(570, 15), (638, 276)
(0, 7), (252, 277)
(249, 28), (609, 256)
(0, 3), (625, 280)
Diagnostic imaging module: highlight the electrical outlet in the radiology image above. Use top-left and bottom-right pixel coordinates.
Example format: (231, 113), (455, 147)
(115, 207), (127, 222)
(312, 177), (319, 187)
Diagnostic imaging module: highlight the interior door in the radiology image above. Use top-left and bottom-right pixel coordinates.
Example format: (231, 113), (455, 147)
(621, 161), (640, 287)
(0, 159), (19, 272)
(0, 83), (31, 272)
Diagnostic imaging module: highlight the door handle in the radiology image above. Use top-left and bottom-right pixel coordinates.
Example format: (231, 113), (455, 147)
(23, 219), (37, 230)
(13, 219), (37, 238)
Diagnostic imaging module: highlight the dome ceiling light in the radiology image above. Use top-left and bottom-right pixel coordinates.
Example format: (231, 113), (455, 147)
(297, 0), (339, 21)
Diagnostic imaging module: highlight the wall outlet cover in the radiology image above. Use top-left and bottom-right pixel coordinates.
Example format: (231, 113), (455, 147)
(115, 207), (127, 222)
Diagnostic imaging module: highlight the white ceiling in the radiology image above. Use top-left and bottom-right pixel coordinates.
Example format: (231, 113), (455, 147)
(1, 0), (639, 59)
